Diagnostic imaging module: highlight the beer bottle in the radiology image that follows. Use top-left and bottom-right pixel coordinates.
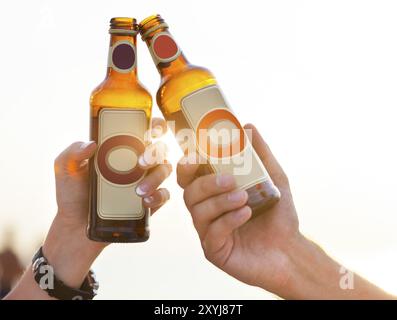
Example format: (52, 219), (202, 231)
(88, 18), (152, 242)
(139, 15), (280, 214)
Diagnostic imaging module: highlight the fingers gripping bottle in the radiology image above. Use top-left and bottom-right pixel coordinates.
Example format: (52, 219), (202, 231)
(88, 18), (152, 242)
(139, 15), (280, 214)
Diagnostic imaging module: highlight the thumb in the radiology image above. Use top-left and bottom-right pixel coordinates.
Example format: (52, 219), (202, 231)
(54, 141), (97, 175)
(244, 124), (289, 188)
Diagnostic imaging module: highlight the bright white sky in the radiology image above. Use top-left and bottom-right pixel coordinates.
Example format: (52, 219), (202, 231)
(1, 0), (397, 299)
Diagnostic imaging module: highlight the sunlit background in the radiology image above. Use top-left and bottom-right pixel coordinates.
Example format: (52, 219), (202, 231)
(1, 0), (397, 299)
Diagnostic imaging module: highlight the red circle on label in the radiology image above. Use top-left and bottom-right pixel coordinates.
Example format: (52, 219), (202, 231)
(112, 43), (135, 70)
(196, 109), (245, 159)
(153, 34), (178, 60)
(96, 135), (145, 185)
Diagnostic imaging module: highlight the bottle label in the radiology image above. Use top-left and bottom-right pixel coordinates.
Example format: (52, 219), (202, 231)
(181, 85), (271, 190)
(95, 108), (147, 220)
(108, 40), (136, 73)
(149, 31), (181, 64)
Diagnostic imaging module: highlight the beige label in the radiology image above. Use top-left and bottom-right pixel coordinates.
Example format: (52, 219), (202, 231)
(181, 85), (271, 190)
(96, 108), (147, 220)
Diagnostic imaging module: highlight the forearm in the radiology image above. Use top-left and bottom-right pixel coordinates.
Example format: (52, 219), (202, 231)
(274, 234), (393, 300)
(4, 266), (56, 300)
(4, 247), (99, 300)
(41, 224), (101, 289)
(5, 215), (103, 300)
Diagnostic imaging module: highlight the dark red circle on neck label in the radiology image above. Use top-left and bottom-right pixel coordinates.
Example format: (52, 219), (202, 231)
(153, 34), (178, 60)
(112, 43), (135, 70)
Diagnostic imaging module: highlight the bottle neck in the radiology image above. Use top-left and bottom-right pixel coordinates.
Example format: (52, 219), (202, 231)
(143, 28), (189, 78)
(106, 34), (138, 82)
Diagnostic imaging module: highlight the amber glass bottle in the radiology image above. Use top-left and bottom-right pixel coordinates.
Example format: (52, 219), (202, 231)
(88, 18), (152, 242)
(139, 15), (280, 215)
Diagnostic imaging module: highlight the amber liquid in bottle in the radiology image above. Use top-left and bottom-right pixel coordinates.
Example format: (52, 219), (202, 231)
(88, 18), (152, 242)
(139, 15), (280, 215)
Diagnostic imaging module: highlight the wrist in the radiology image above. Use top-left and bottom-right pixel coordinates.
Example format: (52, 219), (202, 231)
(275, 233), (335, 299)
(270, 233), (391, 299)
(254, 231), (309, 298)
(42, 214), (104, 289)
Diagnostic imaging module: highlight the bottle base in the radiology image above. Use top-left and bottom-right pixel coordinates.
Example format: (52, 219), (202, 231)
(246, 180), (281, 216)
(87, 229), (149, 243)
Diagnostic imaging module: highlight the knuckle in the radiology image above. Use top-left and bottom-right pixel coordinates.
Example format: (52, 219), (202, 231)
(158, 163), (171, 180)
(53, 159), (60, 174)
(177, 175), (185, 188)
(160, 188), (170, 202)
(198, 176), (211, 194)
(276, 171), (289, 186)
(205, 199), (218, 216)
(283, 174), (290, 186)
(202, 244), (212, 260)
(198, 182), (207, 195)
(190, 207), (202, 227)
(223, 214), (236, 229)
(205, 223), (217, 240)
(183, 189), (192, 208)
(54, 156), (65, 173)
(164, 163), (173, 176)
(54, 156), (60, 167)
(176, 162), (185, 177)
(201, 237), (212, 256)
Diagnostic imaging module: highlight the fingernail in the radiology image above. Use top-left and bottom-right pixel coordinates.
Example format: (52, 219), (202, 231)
(160, 189), (170, 201)
(216, 174), (234, 188)
(227, 190), (247, 202)
(79, 159), (89, 168)
(136, 183), (150, 196)
(138, 154), (147, 167)
(143, 196), (154, 204)
(80, 141), (95, 150)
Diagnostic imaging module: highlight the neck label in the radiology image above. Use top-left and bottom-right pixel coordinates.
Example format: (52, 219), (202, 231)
(108, 40), (136, 73)
(149, 32), (180, 64)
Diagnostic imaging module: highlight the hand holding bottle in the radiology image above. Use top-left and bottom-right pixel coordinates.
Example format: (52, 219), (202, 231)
(5, 118), (171, 299)
(177, 124), (391, 299)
